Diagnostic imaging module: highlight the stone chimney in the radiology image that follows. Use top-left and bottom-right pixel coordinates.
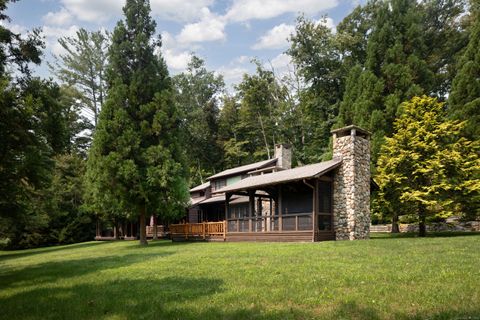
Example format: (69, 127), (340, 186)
(331, 125), (371, 240)
(274, 144), (292, 169)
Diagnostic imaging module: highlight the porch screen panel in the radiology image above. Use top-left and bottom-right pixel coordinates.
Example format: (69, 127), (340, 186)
(318, 181), (333, 231)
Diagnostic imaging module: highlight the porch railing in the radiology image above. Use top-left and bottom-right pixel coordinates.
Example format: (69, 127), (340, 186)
(227, 212), (313, 233)
(146, 225), (165, 238)
(169, 221), (226, 240)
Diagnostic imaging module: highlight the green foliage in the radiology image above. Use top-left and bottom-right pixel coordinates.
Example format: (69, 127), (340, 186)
(288, 16), (344, 161)
(173, 56), (224, 185)
(449, 0), (480, 141)
(376, 96), (480, 234)
(49, 28), (109, 129)
(85, 0), (189, 244)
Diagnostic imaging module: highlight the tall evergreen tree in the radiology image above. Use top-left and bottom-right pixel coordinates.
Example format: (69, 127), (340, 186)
(173, 56), (224, 185)
(49, 28), (109, 129)
(85, 0), (189, 245)
(449, 0), (480, 141)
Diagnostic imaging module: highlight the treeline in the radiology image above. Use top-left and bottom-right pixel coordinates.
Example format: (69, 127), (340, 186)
(0, 0), (478, 248)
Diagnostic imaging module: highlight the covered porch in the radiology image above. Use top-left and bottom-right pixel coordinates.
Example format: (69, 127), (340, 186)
(173, 158), (341, 242)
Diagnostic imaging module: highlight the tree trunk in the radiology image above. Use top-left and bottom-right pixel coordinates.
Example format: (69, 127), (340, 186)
(419, 208), (426, 237)
(113, 220), (117, 239)
(391, 212), (400, 233)
(139, 205), (148, 245)
(152, 215), (158, 240)
(96, 218), (101, 238)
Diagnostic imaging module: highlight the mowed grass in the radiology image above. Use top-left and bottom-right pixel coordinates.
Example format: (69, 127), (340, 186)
(0, 234), (479, 320)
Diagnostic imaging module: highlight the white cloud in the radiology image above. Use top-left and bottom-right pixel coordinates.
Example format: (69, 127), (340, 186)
(60, 0), (121, 23)
(216, 66), (249, 85)
(162, 49), (192, 70)
(42, 25), (80, 56)
(252, 23), (295, 50)
(226, 0), (338, 22)
(159, 31), (192, 71)
(177, 8), (226, 44)
(0, 21), (27, 34)
(269, 53), (292, 72)
(234, 55), (251, 64)
(150, 0), (214, 22)
(320, 17), (336, 33)
(42, 7), (73, 26)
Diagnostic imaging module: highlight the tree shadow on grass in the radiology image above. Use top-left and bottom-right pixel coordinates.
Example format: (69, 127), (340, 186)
(0, 275), (321, 320)
(0, 251), (174, 290)
(0, 241), (110, 260)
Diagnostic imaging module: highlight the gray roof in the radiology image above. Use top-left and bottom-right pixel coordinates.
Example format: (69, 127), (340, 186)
(198, 194), (244, 205)
(207, 158), (278, 180)
(218, 158), (342, 193)
(189, 197), (205, 206)
(190, 181), (210, 192)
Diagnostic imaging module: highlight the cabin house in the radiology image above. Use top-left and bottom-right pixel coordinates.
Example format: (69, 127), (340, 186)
(171, 125), (371, 242)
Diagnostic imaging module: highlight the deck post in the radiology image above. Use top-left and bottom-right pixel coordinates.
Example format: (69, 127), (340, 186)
(223, 220), (227, 241)
(313, 179), (318, 242)
(278, 185), (283, 231)
(203, 222), (206, 240)
(248, 190), (255, 232)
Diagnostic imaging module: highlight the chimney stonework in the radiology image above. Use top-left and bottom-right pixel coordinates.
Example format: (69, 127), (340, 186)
(332, 126), (371, 240)
(274, 144), (292, 170)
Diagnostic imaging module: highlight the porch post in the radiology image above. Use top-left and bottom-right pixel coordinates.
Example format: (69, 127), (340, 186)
(313, 179), (319, 242)
(153, 215), (158, 240)
(278, 185), (283, 231)
(248, 190), (255, 232)
(225, 192), (231, 234)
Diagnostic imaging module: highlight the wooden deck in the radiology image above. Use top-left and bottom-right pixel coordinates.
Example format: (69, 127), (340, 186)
(170, 221), (335, 242)
(170, 221), (226, 241)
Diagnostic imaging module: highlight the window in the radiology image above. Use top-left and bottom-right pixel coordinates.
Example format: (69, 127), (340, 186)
(213, 179), (226, 191)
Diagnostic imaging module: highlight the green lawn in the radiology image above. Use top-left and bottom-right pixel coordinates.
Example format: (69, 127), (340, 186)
(1, 234), (479, 320)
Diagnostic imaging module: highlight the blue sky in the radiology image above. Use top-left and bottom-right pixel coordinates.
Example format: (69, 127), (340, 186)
(5, 0), (363, 89)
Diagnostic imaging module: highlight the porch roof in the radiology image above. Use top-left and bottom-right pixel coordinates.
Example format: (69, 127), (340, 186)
(218, 158), (342, 193)
(198, 194), (244, 205)
(189, 181), (210, 192)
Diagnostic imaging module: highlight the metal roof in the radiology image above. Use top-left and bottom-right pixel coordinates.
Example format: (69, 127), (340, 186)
(217, 158), (342, 193)
(189, 181), (210, 192)
(207, 158), (278, 180)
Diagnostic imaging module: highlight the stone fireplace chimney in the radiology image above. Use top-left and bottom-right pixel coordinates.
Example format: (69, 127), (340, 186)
(274, 144), (292, 169)
(331, 125), (371, 240)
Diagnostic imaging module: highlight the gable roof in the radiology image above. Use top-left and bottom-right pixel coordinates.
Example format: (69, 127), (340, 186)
(207, 158), (278, 181)
(218, 158), (342, 193)
(189, 181), (210, 192)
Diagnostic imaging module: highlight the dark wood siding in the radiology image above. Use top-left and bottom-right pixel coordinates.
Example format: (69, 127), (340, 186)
(226, 231), (313, 242)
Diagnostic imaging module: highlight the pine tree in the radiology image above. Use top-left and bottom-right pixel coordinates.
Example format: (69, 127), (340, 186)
(376, 96), (480, 236)
(49, 28), (109, 129)
(449, 0), (480, 141)
(85, 0), (189, 245)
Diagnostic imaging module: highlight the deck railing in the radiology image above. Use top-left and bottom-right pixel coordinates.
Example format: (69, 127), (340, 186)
(146, 225), (165, 238)
(227, 212), (313, 233)
(169, 221), (226, 240)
